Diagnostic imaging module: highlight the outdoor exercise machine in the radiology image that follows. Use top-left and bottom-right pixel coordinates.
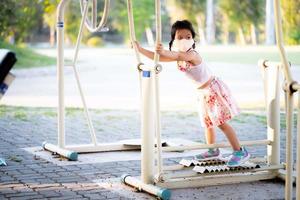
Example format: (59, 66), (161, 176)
(122, 0), (300, 200)
(0, 49), (17, 166)
(42, 0), (300, 199)
(43, 0), (146, 161)
(43, 0), (197, 161)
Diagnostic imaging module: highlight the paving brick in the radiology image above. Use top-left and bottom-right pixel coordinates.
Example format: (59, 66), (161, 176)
(0, 108), (296, 199)
(5, 191), (39, 198)
(37, 190), (62, 198)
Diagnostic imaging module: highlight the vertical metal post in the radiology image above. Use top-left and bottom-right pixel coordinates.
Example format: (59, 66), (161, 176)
(296, 91), (300, 199)
(266, 64), (280, 166)
(57, 0), (69, 148)
(274, 0), (295, 199)
(285, 90), (294, 200)
(153, 0), (163, 177)
(141, 71), (155, 184)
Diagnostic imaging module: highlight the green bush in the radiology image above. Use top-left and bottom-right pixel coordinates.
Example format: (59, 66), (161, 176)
(86, 37), (104, 47)
(0, 40), (56, 69)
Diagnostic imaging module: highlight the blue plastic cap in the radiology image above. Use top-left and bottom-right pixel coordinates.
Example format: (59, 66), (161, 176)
(157, 188), (171, 200)
(0, 158), (7, 166)
(67, 151), (78, 161)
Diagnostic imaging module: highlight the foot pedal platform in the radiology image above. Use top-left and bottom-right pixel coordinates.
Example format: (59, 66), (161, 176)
(193, 161), (260, 174)
(179, 159), (226, 167)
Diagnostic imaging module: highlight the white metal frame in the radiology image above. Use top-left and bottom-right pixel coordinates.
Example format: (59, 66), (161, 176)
(43, 0), (142, 161)
(122, 0), (300, 200)
(42, 0), (300, 199)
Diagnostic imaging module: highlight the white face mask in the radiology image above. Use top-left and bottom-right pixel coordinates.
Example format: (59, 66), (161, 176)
(172, 39), (194, 52)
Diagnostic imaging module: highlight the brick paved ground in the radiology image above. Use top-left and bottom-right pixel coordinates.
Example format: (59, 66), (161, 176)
(0, 106), (296, 199)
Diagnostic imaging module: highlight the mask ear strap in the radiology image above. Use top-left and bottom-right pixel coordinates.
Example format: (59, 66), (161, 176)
(186, 47), (193, 52)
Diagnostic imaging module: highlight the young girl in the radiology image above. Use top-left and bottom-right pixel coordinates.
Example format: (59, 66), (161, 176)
(134, 20), (250, 167)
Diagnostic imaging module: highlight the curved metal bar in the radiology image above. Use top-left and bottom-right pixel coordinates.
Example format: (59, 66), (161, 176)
(79, 0), (110, 33)
(127, 0), (142, 64)
(274, 0), (293, 85)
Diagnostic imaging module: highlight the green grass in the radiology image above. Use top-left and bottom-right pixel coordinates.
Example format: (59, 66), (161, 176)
(13, 111), (28, 121)
(0, 41), (56, 69)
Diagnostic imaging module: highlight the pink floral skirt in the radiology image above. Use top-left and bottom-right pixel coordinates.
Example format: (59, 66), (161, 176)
(197, 77), (240, 129)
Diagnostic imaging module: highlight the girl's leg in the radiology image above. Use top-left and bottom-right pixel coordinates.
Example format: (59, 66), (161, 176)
(205, 127), (216, 144)
(194, 127), (219, 160)
(218, 122), (241, 151)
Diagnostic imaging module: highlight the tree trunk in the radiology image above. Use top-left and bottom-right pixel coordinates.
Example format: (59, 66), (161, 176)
(265, 0), (275, 45)
(145, 27), (154, 46)
(221, 14), (229, 44)
(8, 35), (15, 45)
(50, 26), (55, 47)
(206, 0), (215, 44)
(238, 26), (246, 45)
(250, 24), (257, 45)
(195, 15), (206, 45)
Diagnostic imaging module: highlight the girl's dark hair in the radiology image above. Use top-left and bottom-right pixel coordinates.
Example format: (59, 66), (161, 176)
(169, 20), (196, 51)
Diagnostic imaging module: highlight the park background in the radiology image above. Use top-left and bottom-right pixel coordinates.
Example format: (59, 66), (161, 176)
(0, 0), (300, 68)
(0, 0), (300, 199)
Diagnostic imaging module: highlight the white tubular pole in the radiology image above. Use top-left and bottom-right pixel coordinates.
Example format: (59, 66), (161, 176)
(274, 0), (292, 83)
(294, 84), (300, 91)
(71, 0), (98, 146)
(285, 91), (294, 200)
(297, 91), (300, 199)
(57, 0), (69, 148)
(260, 61), (280, 166)
(121, 175), (170, 200)
(153, 0), (161, 64)
(126, 0), (142, 63)
(126, 0), (143, 115)
(274, 1), (295, 199)
(127, 1), (155, 184)
(141, 70), (155, 184)
(153, 0), (163, 177)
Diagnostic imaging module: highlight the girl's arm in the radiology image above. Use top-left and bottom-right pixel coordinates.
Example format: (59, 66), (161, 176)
(156, 44), (202, 64)
(134, 41), (174, 62)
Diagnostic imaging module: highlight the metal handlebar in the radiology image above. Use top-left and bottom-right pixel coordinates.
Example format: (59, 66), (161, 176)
(79, 0), (110, 33)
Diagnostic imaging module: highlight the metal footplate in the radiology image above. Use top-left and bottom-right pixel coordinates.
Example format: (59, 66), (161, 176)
(179, 158), (261, 174)
(193, 161), (260, 174)
(179, 159), (226, 167)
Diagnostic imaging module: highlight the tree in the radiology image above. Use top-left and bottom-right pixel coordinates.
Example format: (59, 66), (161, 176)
(0, 1), (15, 41)
(110, 0), (155, 44)
(281, 0), (300, 45)
(219, 0), (264, 45)
(265, 0), (275, 45)
(206, 0), (215, 44)
(170, 0), (207, 45)
(43, 0), (60, 47)
(0, 0), (42, 44)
